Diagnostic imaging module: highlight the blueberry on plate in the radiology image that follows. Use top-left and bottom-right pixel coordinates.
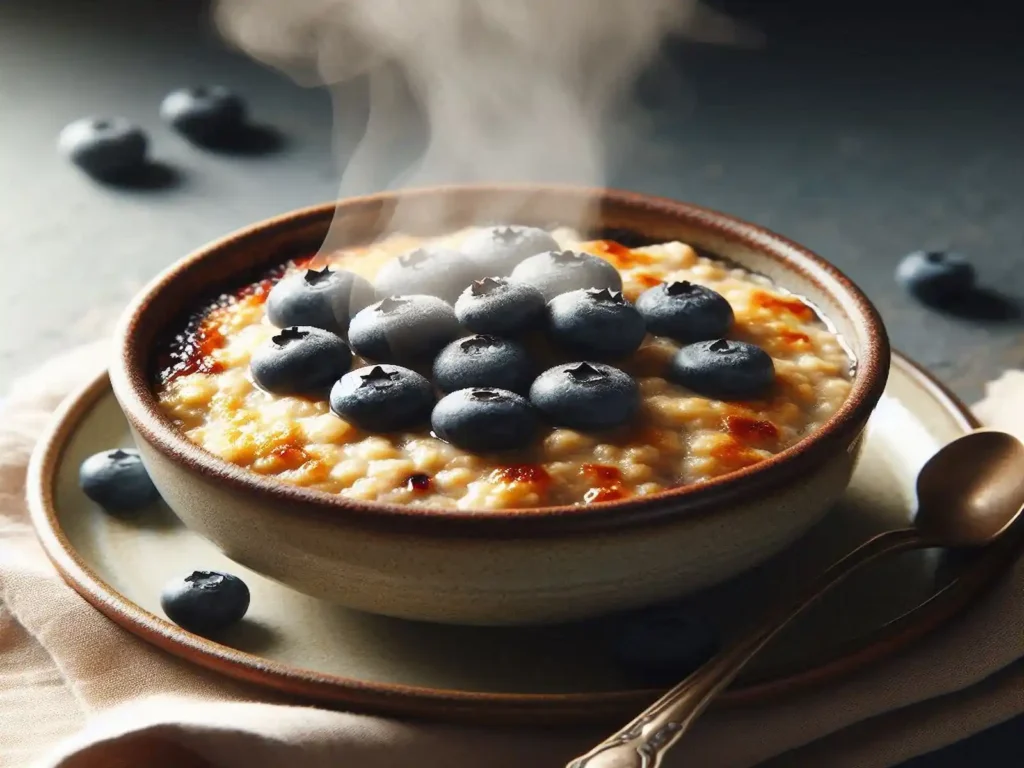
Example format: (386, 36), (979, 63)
(635, 280), (734, 343)
(160, 570), (250, 636)
(330, 364), (435, 432)
(547, 288), (647, 359)
(609, 604), (721, 685)
(160, 86), (247, 144)
(431, 388), (540, 452)
(348, 295), (463, 366)
(58, 117), (148, 180)
(530, 362), (639, 431)
(668, 339), (775, 400)
(510, 249), (622, 301)
(79, 448), (160, 514)
(266, 266), (376, 338)
(460, 225), (560, 277)
(895, 250), (976, 305)
(250, 326), (351, 396)
(432, 334), (535, 395)
(374, 248), (478, 305)
(454, 277), (546, 336)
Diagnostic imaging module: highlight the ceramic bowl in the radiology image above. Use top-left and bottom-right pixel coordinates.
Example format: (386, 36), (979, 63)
(109, 185), (890, 626)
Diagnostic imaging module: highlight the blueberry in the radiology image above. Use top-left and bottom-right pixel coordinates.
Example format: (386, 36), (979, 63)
(530, 362), (639, 431)
(510, 249), (622, 301)
(79, 448), (160, 514)
(266, 266), (376, 338)
(460, 225), (560, 277)
(609, 604), (720, 685)
(432, 334), (535, 395)
(454, 277), (547, 336)
(250, 326), (351, 396)
(160, 570), (250, 636)
(431, 388), (540, 452)
(635, 281), (734, 343)
(547, 288), (647, 359)
(896, 250), (976, 305)
(348, 295), (463, 366)
(160, 86), (247, 144)
(330, 364), (435, 432)
(374, 248), (478, 304)
(668, 339), (775, 400)
(58, 117), (148, 179)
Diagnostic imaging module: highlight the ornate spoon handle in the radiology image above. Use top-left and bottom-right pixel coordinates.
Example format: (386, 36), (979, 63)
(566, 527), (924, 768)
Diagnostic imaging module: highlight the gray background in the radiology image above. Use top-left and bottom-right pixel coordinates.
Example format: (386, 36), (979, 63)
(1, 0), (1021, 763)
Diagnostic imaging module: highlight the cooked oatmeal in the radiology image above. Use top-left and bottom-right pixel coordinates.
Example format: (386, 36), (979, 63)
(155, 228), (854, 509)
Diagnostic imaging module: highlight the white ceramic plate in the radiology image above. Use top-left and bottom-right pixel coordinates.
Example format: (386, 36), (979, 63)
(28, 354), (1019, 725)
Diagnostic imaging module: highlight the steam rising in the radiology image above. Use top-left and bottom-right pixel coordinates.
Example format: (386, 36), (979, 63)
(213, 0), (757, 245)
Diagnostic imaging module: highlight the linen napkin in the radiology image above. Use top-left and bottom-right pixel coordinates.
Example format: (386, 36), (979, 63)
(2, 341), (1023, 768)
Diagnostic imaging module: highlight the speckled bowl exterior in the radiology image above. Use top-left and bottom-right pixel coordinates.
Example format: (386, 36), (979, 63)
(109, 185), (890, 626)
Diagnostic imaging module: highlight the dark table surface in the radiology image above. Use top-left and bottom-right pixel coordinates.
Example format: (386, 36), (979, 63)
(1, 0), (1021, 764)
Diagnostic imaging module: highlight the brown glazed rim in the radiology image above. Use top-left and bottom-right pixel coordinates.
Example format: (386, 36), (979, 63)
(109, 185), (891, 536)
(30, 357), (1023, 726)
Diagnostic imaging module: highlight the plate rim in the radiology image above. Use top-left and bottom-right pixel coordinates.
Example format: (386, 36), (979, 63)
(25, 353), (1021, 725)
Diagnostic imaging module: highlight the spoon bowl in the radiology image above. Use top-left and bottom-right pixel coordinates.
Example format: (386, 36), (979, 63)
(915, 429), (1024, 546)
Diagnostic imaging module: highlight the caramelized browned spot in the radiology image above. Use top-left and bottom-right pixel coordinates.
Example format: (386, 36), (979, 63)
(725, 415), (779, 443)
(710, 438), (764, 471)
(406, 473), (433, 493)
(269, 444), (309, 470)
(752, 290), (815, 320)
(585, 240), (653, 269)
(778, 329), (812, 346)
(235, 275), (278, 305)
(581, 463), (623, 483)
(491, 464), (551, 487)
(633, 272), (662, 289)
(584, 486), (626, 504)
(580, 463), (628, 504)
(160, 320), (226, 384)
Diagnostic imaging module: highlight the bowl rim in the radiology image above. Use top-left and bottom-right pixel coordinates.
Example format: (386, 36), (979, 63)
(110, 184), (891, 537)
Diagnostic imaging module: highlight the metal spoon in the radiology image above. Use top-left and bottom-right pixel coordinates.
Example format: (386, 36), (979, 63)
(568, 429), (1024, 768)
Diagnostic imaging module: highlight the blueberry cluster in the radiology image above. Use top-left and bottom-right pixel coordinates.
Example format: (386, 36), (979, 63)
(250, 226), (777, 452)
(59, 86), (259, 182)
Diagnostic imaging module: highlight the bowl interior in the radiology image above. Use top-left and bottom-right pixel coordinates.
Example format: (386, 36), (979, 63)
(115, 185), (889, 526)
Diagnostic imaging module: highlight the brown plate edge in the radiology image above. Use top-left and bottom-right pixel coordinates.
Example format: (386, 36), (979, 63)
(27, 355), (1019, 727)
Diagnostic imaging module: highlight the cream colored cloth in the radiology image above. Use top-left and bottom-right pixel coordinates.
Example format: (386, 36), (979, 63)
(2, 342), (1024, 768)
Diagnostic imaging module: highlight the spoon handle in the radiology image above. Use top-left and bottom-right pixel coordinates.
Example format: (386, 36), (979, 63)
(566, 527), (925, 768)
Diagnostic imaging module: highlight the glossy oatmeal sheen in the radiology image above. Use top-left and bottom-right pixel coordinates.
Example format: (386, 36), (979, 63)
(155, 228), (854, 510)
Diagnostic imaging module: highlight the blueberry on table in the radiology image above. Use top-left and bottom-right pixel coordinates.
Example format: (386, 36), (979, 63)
(348, 295), (463, 366)
(160, 570), (250, 636)
(530, 362), (640, 431)
(609, 604), (721, 685)
(896, 250), (976, 305)
(374, 248), (478, 305)
(668, 339), (775, 400)
(454, 277), (546, 337)
(330, 364), (435, 432)
(510, 249), (622, 301)
(160, 86), (247, 144)
(635, 280), (734, 343)
(431, 388), (540, 452)
(250, 326), (351, 396)
(266, 266), (376, 338)
(58, 117), (148, 180)
(460, 225), (560, 277)
(79, 448), (160, 514)
(547, 288), (647, 359)
(433, 334), (535, 395)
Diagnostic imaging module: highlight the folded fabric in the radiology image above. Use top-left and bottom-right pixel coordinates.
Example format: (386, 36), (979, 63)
(1, 342), (1022, 768)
